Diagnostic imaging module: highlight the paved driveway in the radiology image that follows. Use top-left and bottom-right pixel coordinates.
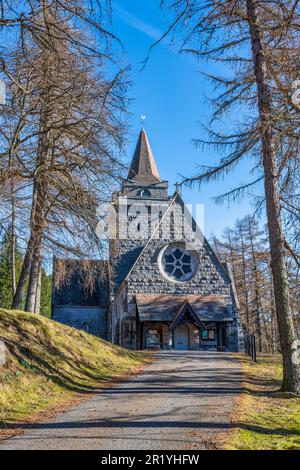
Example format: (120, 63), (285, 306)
(0, 351), (242, 450)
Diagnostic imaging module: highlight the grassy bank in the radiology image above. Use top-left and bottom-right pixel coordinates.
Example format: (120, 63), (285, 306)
(224, 354), (300, 450)
(0, 309), (144, 436)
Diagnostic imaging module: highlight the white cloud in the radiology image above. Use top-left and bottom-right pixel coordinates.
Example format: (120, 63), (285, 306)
(113, 3), (163, 41)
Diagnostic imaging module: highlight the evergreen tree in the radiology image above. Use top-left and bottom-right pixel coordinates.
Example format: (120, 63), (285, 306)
(40, 269), (52, 318)
(0, 229), (22, 308)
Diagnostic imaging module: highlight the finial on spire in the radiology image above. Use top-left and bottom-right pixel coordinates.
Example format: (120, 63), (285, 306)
(140, 114), (146, 128)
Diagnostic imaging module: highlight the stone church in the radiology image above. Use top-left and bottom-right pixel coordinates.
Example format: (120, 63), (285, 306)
(52, 129), (244, 351)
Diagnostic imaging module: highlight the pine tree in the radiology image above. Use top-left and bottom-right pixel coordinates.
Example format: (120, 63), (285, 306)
(0, 229), (22, 308)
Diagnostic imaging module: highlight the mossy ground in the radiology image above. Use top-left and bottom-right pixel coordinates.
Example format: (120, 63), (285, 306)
(222, 354), (300, 450)
(0, 309), (145, 435)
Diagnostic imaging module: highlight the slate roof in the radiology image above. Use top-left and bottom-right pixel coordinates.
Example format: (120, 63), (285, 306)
(135, 294), (234, 323)
(128, 129), (161, 184)
(52, 259), (110, 307)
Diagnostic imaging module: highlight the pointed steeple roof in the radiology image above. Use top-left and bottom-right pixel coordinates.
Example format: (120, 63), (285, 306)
(128, 129), (161, 184)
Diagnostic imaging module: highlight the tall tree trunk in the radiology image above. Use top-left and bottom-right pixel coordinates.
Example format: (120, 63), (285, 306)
(239, 227), (251, 332)
(246, 0), (300, 393)
(11, 236), (34, 309)
(25, 234), (43, 313)
(248, 219), (263, 352)
(34, 261), (42, 314)
(25, 233), (43, 312)
(12, 71), (50, 311)
(8, 147), (16, 297)
(11, 203), (16, 296)
(9, 182), (17, 299)
(269, 271), (277, 354)
(11, 182), (38, 309)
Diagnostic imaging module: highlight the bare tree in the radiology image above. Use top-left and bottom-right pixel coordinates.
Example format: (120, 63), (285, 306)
(159, 0), (300, 393)
(214, 214), (299, 355)
(0, 1), (128, 312)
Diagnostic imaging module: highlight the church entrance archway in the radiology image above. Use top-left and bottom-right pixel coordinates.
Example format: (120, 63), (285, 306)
(174, 323), (190, 350)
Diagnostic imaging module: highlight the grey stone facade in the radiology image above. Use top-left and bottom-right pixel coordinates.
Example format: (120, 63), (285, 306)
(51, 129), (243, 352)
(52, 306), (107, 337)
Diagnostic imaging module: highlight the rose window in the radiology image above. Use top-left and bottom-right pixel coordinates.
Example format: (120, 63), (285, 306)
(160, 244), (198, 282)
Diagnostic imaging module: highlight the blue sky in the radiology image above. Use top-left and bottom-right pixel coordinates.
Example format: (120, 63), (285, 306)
(111, 1), (257, 239)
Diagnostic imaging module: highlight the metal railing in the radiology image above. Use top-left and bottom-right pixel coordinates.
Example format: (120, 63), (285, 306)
(245, 334), (257, 362)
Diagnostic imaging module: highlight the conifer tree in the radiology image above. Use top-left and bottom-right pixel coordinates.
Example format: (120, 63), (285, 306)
(161, 0), (300, 393)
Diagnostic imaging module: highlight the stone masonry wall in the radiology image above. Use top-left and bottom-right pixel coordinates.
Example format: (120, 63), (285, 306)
(52, 307), (107, 339)
(117, 198), (233, 299)
(127, 237), (232, 297)
(111, 197), (240, 351)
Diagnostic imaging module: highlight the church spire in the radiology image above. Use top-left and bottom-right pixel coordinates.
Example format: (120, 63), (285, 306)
(128, 129), (161, 184)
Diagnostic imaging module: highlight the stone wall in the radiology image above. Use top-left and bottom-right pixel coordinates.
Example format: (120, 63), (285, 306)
(122, 180), (169, 200)
(127, 237), (232, 298)
(113, 198), (234, 301)
(52, 306), (107, 339)
(110, 197), (241, 351)
(110, 177), (171, 289)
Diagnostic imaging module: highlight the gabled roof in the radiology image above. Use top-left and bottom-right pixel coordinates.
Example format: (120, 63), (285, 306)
(135, 294), (234, 323)
(119, 191), (231, 290)
(170, 300), (203, 330)
(52, 259), (110, 308)
(128, 129), (161, 184)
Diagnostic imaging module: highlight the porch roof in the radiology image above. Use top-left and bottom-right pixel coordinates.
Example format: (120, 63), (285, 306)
(135, 294), (234, 323)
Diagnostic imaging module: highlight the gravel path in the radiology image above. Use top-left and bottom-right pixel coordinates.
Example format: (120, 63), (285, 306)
(0, 351), (242, 450)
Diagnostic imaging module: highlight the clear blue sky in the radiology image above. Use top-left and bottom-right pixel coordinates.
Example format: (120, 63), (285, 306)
(112, 0), (258, 239)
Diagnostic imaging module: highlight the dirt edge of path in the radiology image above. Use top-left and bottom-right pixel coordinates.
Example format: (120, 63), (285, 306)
(187, 353), (243, 451)
(212, 354), (244, 450)
(0, 353), (155, 442)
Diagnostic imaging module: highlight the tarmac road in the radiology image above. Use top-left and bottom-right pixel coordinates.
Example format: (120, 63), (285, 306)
(0, 351), (242, 450)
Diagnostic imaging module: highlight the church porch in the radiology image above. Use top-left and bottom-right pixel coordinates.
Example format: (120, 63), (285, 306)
(139, 321), (229, 351)
(135, 293), (235, 351)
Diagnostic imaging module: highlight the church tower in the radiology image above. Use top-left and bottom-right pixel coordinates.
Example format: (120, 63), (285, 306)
(110, 128), (170, 288)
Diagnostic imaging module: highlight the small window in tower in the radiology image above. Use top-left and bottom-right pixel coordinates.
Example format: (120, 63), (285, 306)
(137, 188), (151, 198)
(159, 211), (163, 238)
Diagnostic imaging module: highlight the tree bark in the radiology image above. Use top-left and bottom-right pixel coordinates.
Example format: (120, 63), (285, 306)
(11, 205), (16, 296)
(34, 261), (42, 314)
(11, 235), (34, 309)
(10, 169), (16, 297)
(12, 63), (50, 311)
(11, 180), (38, 309)
(239, 227), (251, 332)
(248, 219), (263, 352)
(25, 232), (43, 312)
(246, 0), (300, 393)
(8, 144), (17, 297)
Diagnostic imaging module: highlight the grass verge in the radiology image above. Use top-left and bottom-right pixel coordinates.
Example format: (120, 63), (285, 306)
(0, 309), (145, 438)
(222, 354), (300, 450)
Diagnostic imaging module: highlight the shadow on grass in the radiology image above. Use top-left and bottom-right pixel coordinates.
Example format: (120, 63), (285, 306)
(1, 412), (300, 440)
(2, 338), (132, 397)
